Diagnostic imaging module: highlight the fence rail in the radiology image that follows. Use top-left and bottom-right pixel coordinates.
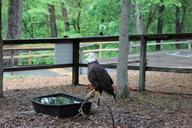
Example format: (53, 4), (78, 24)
(1, 33), (192, 96)
(2, 47), (54, 66)
(81, 40), (192, 59)
(3, 40), (192, 65)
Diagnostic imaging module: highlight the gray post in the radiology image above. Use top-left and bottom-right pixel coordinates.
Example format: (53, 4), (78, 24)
(188, 40), (192, 50)
(0, 0), (3, 97)
(139, 36), (147, 91)
(0, 41), (2, 97)
(79, 47), (83, 75)
(10, 50), (14, 76)
(72, 40), (79, 85)
(0, 44), (2, 97)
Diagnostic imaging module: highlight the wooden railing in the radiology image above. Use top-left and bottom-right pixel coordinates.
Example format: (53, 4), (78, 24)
(3, 47), (54, 66)
(1, 33), (192, 93)
(3, 40), (191, 65)
(81, 40), (192, 59)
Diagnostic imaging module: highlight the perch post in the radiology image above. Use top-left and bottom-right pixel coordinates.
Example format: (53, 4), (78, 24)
(139, 36), (147, 91)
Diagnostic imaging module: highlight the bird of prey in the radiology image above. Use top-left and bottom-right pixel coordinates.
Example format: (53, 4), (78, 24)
(86, 53), (116, 105)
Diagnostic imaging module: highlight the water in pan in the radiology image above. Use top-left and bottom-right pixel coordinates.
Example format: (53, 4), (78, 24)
(34, 96), (81, 105)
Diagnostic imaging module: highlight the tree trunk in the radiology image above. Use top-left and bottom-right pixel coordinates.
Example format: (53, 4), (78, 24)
(23, 0), (34, 38)
(175, 1), (187, 49)
(76, 10), (81, 33)
(7, 0), (22, 39)
(6, 0), (22, 67)
(0, 0), (3, 97)
(175, 6), (181, 33)
(144, 4), (158, 33)
(136, 2), (143, 35)
(117, 0), (131, 98)
(48, 4), (57, 37)
(175, 6), (181, 49)
(180, 0), (187, 32)
(135, 1), (143, 53)
(76, 1), (81, 33)
(61, 1), (70, 32)
(156, 0), (165, 51)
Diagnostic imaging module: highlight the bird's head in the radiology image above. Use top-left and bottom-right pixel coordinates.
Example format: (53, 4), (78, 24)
(85, 52), (97, 63)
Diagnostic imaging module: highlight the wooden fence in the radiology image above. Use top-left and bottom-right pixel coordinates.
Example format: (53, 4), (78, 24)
(3, 40), (192, 66)
(81, 40), (192, 59)
(3, 47), (54, 66)
(1, 33), (192, 96)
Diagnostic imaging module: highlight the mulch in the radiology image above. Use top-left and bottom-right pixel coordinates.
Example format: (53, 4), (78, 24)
(0, 71), (192, 128)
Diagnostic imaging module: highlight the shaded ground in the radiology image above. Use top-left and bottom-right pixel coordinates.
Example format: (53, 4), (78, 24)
(1, 71), (192, 128)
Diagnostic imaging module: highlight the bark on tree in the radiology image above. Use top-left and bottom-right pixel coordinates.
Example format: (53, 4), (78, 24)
(71, 0), (81, 33)
(0, 0), (3, 97)
(61, 1), (70, 32)
(175, 1), (187, 49)
(76, 11), (81, 33)
(135, 1), (144, 53)
(23, 0), (34, 38)
(117, 0), (131, 98)
(156, 0), (165, 51)
(175, 6), (181, 49)
(6, 0), (22, 67)
(48, 4), (57, 37)
(136, 2), (143, 35)
(7, 0), (22, 39)
(144, 4), (158, 33)
(76, 1), (81, 33)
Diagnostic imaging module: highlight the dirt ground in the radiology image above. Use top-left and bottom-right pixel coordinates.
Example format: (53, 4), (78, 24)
(0, 71), (192, 128)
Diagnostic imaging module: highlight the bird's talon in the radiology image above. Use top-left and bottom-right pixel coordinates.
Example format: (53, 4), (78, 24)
(94, 91), (101, 98)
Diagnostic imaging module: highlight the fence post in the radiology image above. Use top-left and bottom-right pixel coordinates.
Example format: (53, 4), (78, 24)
(98, 43), (102, 59)
(0, 40), (2, 97)
(188, 40), (192, 50)
(29, 50), (32, 65)
(139, 36), (147, 91)
(72, 40), (80, 85)
(10, 50), (15, 76)
(10, 50), (14, 66)
(0, 0), (3, 97)
(79, 47), (83, 75)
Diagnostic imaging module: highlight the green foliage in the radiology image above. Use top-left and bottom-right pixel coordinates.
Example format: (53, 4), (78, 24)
(32, 57), (54, 65)
(2, 0), (192, 38)
(2, 0), (192, 62)
(18, 50), (54, 66)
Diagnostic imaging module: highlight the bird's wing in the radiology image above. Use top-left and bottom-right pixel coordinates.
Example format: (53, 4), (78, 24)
(88, 64), (113, 93)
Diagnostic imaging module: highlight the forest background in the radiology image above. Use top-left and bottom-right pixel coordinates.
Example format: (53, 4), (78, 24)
(2, 0), (192, 65)
(3, 0), (192, 39)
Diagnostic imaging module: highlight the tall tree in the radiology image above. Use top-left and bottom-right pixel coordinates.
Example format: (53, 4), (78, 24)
(135, 1), (144, 53)
(70, 0), (81, 33)
(156, 0), (165, 51)
(175, 0), (188, 49)
(61, 1), (70, 32)
(48, 4), (57, 37)
(117, 0), (131, 98)
(76, 0), (81, 33)
(0, 0), (3, 97)
(72, 0), (81, 33)
(135, 1), (143, 35)
(23, 0), (34, 38)
(144, 4), (158, 33)
(7, 0), (22, 39)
